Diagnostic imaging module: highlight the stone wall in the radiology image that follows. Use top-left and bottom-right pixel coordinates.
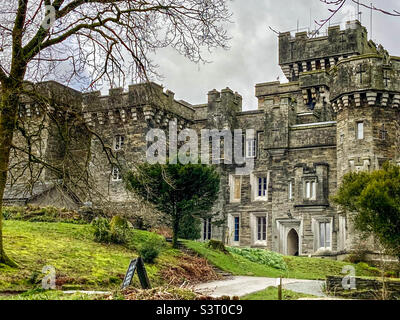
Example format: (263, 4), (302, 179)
(326, 275), (400, 299)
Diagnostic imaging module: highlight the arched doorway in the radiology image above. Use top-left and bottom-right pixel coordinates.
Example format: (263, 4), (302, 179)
(287, 229), (299, 256)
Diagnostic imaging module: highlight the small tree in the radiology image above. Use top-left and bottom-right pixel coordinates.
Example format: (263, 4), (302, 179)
(332, 163), (400, 260)
(126, 162), (220, 248)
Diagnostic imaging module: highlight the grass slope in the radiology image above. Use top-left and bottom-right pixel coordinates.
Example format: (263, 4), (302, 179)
(0, 220), (180, 291)
(183, 240), (379, 280)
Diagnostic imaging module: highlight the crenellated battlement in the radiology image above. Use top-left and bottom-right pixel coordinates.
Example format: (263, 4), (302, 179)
(81, 82), (196, 128)
(330, 54), (400, 112)
(279, 20), (376, 82)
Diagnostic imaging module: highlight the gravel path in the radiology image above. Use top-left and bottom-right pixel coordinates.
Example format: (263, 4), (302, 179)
(194, 276), (325, 298)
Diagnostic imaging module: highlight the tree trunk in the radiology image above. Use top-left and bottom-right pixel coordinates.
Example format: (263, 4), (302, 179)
(0, 86), (19, 267)
(172, 218), (180, 249)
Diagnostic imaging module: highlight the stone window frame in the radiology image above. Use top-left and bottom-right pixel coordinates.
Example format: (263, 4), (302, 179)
(229, 174), (242, 203)
(228, 214), (241, 246)
(111, 166), (122, 182)
(114, 135), (125, 151)
(311, 216), (333, 252)
(251, 212), (268, 247)
(251, 171), (270, 202)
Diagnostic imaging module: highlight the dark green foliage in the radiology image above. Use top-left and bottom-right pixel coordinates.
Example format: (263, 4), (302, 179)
(206, 239), (228, 253)
(178, 214), (201, 240)
(126, 162), (220, 248)
(332, 163), (400, 258)
(91, 218), (112, 243)
(139, 238), (164, 263)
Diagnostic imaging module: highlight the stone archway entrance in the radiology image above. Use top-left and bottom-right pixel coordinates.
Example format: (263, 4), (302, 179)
(287, 229), (299, 256)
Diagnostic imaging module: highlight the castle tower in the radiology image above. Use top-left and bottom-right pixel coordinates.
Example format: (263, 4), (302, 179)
(331, 52), (400, 251)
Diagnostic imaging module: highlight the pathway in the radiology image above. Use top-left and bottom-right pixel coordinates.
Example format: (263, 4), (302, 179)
(194, 276), (325, 298)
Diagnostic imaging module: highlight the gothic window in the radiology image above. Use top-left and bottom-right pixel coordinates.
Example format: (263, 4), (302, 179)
(357, 122), (364, 140)
(306, 61), (312, 71)
(316, 60), (321, 70)
(112, 166), (122, 181)
(203, 218), (212, 241)
(257, 216), (267, 241)
(305, 180), (316, 200)
(114, 135), (125, 151)
(246, 138), (257, 158)
(319, 221), (331, 249)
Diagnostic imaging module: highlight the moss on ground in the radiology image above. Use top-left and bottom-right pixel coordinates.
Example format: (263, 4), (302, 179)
(0, 220), (180, 291)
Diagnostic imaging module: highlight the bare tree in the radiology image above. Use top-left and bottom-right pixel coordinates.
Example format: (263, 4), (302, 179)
(0, 0), (231, 266)
(318, 0), (400, 31)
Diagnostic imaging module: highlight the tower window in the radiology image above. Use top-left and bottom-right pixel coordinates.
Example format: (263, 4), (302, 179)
(357, 122), (364, 140)
(112, 166), (122, 181)
(114, 135), (125, 151)
(380, 124), (388, 141)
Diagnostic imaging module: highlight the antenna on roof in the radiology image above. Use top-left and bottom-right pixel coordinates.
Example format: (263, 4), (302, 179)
(370, 2), (373, 40)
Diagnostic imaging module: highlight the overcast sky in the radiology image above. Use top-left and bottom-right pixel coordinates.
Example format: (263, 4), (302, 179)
(151, 0), (400, 111)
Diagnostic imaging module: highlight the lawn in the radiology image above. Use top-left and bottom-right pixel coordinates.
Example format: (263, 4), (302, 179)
(183, 240), (380, 280)
(241, 286), (316, 300)
(0, 220), (181, 292)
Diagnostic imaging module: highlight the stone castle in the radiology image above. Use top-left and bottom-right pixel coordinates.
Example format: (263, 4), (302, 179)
(7, 21), (400, 259)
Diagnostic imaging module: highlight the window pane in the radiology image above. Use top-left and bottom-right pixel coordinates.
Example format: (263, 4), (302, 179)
(262, 217), (267, 240)
(326, 222), (331, 247)
(306, 182), (310, 199)
(319, 222), (325, 248)
(258, 178), (262, 197)
(357, 122), (364, 140)
(234, 217), (240, 242)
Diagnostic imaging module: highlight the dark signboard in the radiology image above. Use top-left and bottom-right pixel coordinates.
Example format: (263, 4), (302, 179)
(121, 257), (151, 290)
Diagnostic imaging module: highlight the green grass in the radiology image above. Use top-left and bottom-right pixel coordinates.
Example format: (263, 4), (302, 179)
(241, 286), (316, 300)
(0, 220), (181, 292)
(183, 240), (380, 280)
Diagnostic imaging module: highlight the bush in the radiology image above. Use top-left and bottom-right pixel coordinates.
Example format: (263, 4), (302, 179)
(91, 218), (112, 243)
(227, 247), (288, 271)
(110, 216), (130, 244)
(206, 240), (228, 253)
(139, 238), (164, 263)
